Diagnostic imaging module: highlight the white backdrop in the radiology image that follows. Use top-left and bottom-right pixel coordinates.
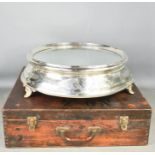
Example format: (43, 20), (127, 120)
(0, 3), (155, 88)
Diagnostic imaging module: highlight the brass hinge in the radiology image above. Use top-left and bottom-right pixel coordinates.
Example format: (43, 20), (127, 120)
(27, 116), (37, 131)
(120, 116), (129, 131)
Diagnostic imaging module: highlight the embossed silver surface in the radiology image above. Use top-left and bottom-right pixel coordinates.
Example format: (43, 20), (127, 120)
(21, 42), (134, 98)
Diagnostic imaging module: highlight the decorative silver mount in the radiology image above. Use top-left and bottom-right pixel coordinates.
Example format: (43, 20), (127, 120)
(127, 84), (134, 95)
(23, 84), (35, 98)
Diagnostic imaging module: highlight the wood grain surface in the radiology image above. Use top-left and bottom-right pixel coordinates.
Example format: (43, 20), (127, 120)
(3, 71), (152, 147)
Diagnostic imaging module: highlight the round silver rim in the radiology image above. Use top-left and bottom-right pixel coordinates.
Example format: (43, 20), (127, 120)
(27, 42), (128, 71)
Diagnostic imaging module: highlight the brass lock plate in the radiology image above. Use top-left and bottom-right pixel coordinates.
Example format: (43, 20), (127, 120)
(27, 116), (37, 131)
(120, 116), (129, 131)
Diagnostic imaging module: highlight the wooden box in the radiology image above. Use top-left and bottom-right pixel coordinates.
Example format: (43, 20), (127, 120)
(3, 74), (152, 147)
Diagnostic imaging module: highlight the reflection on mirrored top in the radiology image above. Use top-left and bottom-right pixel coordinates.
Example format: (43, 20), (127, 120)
(33, 48), (122, 67)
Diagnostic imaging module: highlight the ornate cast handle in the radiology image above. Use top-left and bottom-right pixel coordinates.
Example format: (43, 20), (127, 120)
(56, 126), (101, 144)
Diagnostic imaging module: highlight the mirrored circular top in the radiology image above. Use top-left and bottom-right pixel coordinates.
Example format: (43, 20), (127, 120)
(30, 43), (127, 69)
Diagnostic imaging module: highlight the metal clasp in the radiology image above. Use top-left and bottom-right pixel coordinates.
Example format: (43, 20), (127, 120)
(120, 116), (129, 131)
(27, 116), (37, 131)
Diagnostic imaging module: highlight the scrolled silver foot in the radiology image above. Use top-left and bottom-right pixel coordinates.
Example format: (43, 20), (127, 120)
(127, 84), (134, 95)
(24, 85), (33, 98)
